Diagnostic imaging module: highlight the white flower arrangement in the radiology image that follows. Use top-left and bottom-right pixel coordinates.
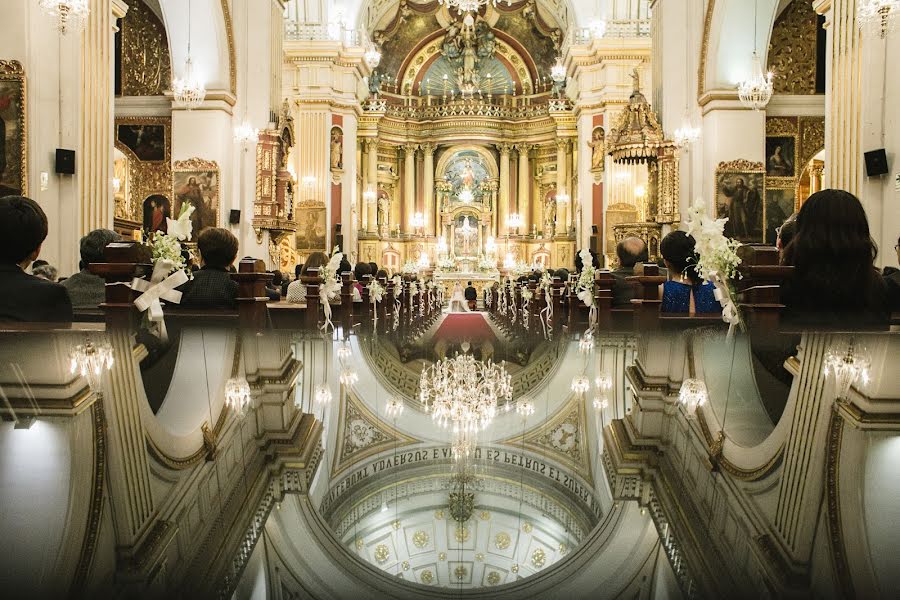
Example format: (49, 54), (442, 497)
(319, 246), (343, 331)
(522, 288), (534, 301)
(575, 248), (596, 308)
(478, 255), (497, 271)
(682, 203), (743, 335)
(401, 260), (420, 275)
(150, 232), (186, 274)
(437, 256), (457, 271)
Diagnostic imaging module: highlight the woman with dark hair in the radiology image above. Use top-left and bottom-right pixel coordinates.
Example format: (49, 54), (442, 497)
(659, 231), (721, 314)
(781, 189), (887, 325)
(286, 252), (329, 303)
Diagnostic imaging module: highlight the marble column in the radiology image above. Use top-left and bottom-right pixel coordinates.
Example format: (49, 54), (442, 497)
(516, 144), (531, 233)
(498, 143), (512, 236)
(555, 139), (568, 236)
(422, 143), (435, 236)
(366, 139), (378, 234)
(360, 142), (368, 232)
(403, 144), (416, 234)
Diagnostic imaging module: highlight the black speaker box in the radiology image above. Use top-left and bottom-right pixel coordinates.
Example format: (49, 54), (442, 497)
(55, 149), (75, 175)
(229, 209), (241, 224)
(864, 149), (889, 177)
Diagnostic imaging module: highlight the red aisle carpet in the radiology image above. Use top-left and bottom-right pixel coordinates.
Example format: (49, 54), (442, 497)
(433, 313), (498, 345)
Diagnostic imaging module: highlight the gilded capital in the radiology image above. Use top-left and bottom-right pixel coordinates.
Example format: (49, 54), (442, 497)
(497, 143), (513, 155)
(555, 138), (571, 152)
(403, 143), (418, 156)
(420, 142), (436, 155)
(515, 143), (533, 156)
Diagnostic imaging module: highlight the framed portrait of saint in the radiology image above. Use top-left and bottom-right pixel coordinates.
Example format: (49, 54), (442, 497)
(116, 122), (167, 162)
(295, 200), (327, 251)
(765, 135), (797, 178)
(0, 60), (27, 197)
(172, 158), (219, 241)
(715, 160), (765, 243)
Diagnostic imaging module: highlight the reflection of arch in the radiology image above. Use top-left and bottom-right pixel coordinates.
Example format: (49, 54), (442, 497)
(142, 194), (171, 233)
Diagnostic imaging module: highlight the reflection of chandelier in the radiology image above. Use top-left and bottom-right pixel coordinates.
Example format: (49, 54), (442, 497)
(823, 340), (871, 399)
(385, 397), (404, 418)
(859, 0), (899, 38)
(69, 340), (114, 391)
(225, 377), (252, 414)
(39, 0), (89, 35)
(673, 123), (702, 149)
(420, 355), (512, 434)
(678, 378), (708, 416)
(234, 121), (259, 145)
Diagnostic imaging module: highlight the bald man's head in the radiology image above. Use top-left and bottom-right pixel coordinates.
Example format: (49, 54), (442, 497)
(616, 236), (648, 268)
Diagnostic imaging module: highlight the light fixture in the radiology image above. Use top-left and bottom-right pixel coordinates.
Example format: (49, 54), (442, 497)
(364, 44), (382, 69)
(592, 395), (609, 411)
(172, 0), (206, 109)
(634, 185), (646, 199)
(673, 122), (701, 149)
(678, 378), (708, 416)
(315, 384), (333, 404)
(458, 187), (474, 203)
(363, 189), (377, 204)
(302, 175), (316, 187)
(234, 121), (259, 145)
(858, 0), (899, 38)
(578, 333), (594, 354)
(39, 0), (89, 35)
(112, 178), (122, 194)
(381, 499), (389, 512)
(823, 340), (871, 399)
(225, 376), (252, 414)
(437, 236), (449, 253)
(506, 213), (523, 231)
(337, 343), (352, 361)
(550, 57), (566, 83)
(386, 397), (404, 417)
(339, 368), (359, 387)
(419, 355), (512, 434)
(737, 1), (773, 110)
(555, 191), (570, 204)
(595, 373), (613, 392)
(69, 340), (114, 391)
(515, 399), (535, 417)
(503, 252), (516, 268)
(485, 237), (497, 253)
(571, 375), (590, 396)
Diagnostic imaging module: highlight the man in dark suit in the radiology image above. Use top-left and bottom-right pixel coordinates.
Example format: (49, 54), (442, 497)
(62, 228), (122, 309)
(611, 237), (648, 308)
(0, 195), (73, 322)
(178, 227), (240, 309)
(464, 281), (478, 311)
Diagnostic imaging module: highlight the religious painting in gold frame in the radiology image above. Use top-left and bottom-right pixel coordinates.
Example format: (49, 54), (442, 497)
(295, 200), (327, 252)
(0, 60), (27, 197)
(714, 160), (765, 244)
(172, 158), (220, 242)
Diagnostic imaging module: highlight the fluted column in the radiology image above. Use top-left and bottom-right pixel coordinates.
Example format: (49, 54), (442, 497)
(516, 144), (531, 233)
(403, 144), (416, 234)
(360, 142), (368, 232)
(366, 139), (378, 233)
(422, 143), (435, 236)
(498, 143), (512, 236)
(555, 139), (568, 236)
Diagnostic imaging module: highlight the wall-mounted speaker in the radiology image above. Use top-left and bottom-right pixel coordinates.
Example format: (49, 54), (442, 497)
(229, 209), (241, 224)
(55, 149), (75, 175)
(864, 149), (889, 177)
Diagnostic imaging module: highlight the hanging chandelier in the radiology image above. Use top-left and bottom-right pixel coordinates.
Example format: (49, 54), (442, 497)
(315, 384), (333, 404)
(363, 189), (377, 205)
(823, 340), (871, 399)
(419, 354), (512, 434)
(737, 51), (773, 111)
(505, 213), (523, 231)
(678, 378), (708, 416)
(225, 377), (252, 414)
(859, 0), (899, 38)
(571, 375), (590, 396)
(592, 395), (609, 411)
(578, 332), (594, 354)
(39, 0), (89, 35)
(69, 340), (114, 390)
(173, 0), (206, 109)
(673, 122), (702, 149)
(385, 397), (404, 418)
(234, 121), (259, 145)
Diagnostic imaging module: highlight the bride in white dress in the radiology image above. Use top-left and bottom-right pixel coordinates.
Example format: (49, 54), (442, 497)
(447, 282), (470, 313)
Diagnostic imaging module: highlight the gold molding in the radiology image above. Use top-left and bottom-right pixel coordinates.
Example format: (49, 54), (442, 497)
(716, 159), (765, 173)
(69, 401), (107, 596)
(114, 116), (172, 223)
(0, 59), (27, 196)
(173, 157), (219, 172)
(120, 0), (171, 96)
(825, 409), (855, 598)
(696, 409), (784, 480)
(698, 0), (716, 100)
(221, 0), (237, 95)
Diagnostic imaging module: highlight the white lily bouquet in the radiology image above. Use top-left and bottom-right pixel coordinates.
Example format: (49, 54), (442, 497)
(478, 255), (497, 271)
(538, 271), (553, 338)
(437, 256), (457, 271)
(391, 275), (402, 331)
(401, 260), (420, 276)
(682, 204), (743, 337)
(368, 279), (385, 304)
(575, 248), (598, 329)
(319, 246), (343, 332)
(521, 286), (533, 327)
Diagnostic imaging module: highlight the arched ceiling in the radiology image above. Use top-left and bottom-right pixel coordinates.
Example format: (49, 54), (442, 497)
(157, 0), (233, 93)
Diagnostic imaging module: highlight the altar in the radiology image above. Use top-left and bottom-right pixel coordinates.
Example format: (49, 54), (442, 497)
(433, 271), (500, 306)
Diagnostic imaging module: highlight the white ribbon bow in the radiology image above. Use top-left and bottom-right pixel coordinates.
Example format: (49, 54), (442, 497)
(132, 259), (188, 342)
(709, 271), (740, 339)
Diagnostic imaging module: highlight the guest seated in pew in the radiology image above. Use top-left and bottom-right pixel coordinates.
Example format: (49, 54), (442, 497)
(62, 227), (122, 309)
(375, 269), (387, 281)
(353, 262), (370, 301)
(659, 231), (721, 315)
(286, 252), (328, 304)
(33, 262), (59, 282)
(266, 270), (283, 301)
(781, 189), (888, 326)
(612, 237), (648, 308)
(775, 212), (797, 260)
(0, 195), (73, 322)
(178, 228), (240, 309)
(884, 235), (899, 312)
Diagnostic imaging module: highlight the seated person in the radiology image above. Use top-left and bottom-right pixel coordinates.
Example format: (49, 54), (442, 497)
(62, 228), (122, 309)
(0, 195), (73, 322)
(611, 236), (648, 307)
(659, 231), (721, 314)
(775, 212), (797, 260)
(265, 270), (282, 301)
(885, 236), (899, 312)
(33, 263), (59, 282)
(353, 262), (370, 302)
(464, 281), (478, 310)
(178, 228), (240, 309)
(286, 253), (328, 303)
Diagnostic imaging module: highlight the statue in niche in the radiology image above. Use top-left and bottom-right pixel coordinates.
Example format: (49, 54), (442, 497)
(589, 128), (606, 171)
(544, 195), (557, 235)
(377, 196), (389, 231)
(630, 68), (641, 93)
(330, 128), (343, 171)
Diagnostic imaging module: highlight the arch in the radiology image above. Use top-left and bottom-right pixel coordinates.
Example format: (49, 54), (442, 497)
(699, 0), (780, 97)
(158, 0), (234, 95)
(435, 144), (498, 179)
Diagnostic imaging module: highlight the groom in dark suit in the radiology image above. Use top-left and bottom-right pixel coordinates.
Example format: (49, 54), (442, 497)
(0, 195), (73, 322)
(464, 281), (478, 311)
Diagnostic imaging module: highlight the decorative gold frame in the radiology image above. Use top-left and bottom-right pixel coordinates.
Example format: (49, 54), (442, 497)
(294, 198), (327, 253)
(0, 59), (27, 196)
(765, 117), (800, 188)
(172, 157), (220, 238)
(714, 159), (766, 243)
(115, 116), (171, 163)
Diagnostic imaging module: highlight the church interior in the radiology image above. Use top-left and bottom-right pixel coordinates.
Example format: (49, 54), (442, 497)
(1, 0), (899, 598)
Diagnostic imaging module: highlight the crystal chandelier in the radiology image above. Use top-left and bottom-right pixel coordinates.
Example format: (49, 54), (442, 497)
(385, 397), (404, 418)
(673, 123), (701, 149)
(337, 343), (352, 361)
(550, 57), (566, 83)
(225, 377), (252, 414)
(339, 368), (359, 387)
(315, 384), (333, 404)
(234, 121), (259, 145)
(173, 0), (206, 109)
(69, 340), (114, 390)
(364, 44), (382, 69)
(678, 378), (708, 416)
(595, 373), (613, 392)
(578, 332), (594, 354)
(515, 398), (535, 417)
(859, 0), (899, 38)
(592, 395), (609, 411)
(39, 0), (89, 35)
(410, 212), (426, 230)
(737, 52), (773, 111)
(419, 355), (512, 434)
(571, 375), (590, 396)
(823, 340), (871, 399)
